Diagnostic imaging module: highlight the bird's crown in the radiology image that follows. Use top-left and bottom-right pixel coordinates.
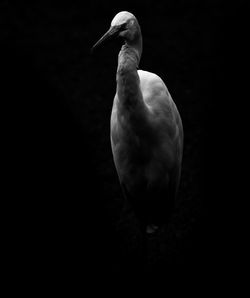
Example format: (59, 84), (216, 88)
(111, 11), (136, 27)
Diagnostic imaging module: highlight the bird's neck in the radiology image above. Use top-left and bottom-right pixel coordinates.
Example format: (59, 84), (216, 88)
(116, 43), (144, 111)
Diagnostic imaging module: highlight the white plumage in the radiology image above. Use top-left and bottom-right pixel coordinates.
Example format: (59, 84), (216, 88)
(93, 11), (183, 234)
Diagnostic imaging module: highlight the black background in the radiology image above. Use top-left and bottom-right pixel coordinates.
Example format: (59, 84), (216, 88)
(1, 0), (243, 290)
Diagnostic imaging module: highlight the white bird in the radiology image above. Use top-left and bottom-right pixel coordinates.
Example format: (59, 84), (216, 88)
(93, 11), (183, 234)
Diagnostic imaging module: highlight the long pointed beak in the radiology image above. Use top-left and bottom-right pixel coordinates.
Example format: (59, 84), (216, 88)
(92, 26), (120, 51)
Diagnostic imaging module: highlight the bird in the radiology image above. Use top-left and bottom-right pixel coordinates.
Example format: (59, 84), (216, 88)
(92, 11), (183, 235)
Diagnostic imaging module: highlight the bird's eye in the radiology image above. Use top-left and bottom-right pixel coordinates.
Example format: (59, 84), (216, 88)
(119, 23), (127, 32)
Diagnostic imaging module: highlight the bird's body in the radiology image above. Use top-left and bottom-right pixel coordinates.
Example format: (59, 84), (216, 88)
(93, 12), (183, 233)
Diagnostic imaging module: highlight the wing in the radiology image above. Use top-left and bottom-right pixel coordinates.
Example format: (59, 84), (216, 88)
(138, 70), (183, 166)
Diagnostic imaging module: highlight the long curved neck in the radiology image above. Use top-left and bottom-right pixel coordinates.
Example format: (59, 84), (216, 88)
(116, 41), (144, 111)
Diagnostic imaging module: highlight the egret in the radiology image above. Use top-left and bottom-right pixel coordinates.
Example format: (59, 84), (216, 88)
(92, 11), (183, 234)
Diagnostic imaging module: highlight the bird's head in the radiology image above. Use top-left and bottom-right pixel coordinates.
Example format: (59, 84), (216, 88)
(92, 11), (141, 50)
